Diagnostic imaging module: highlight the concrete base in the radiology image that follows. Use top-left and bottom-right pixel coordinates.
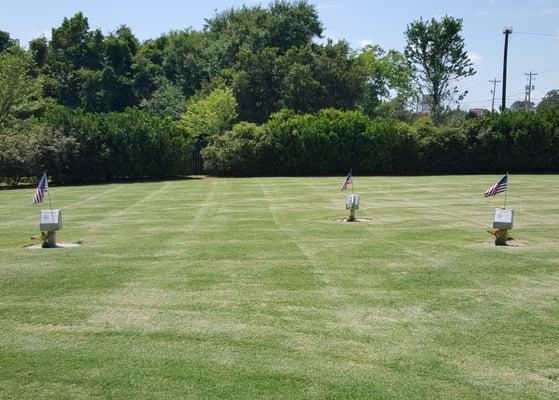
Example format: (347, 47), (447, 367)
(27, 242), (80, 250)
(492, 229), (513, 246)
(43, 231), (57, 248)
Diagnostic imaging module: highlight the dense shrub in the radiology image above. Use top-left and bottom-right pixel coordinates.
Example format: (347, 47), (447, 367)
(202, 122), (263, 176)
(43, 106), (195, 182)
(204, 108), (419, 176)
(0, 123), (78, 186)
(203, 108), (559, 176)
(473, 109), (559, 173)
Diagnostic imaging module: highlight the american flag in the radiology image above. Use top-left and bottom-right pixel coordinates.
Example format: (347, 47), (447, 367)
(32, 173), (48, 204)
(341, 172), (353, 191)
(484, 174), (508, 197)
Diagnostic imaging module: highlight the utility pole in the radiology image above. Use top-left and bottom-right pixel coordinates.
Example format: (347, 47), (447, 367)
(524, 71), (538, 109)
(501, 27), (513, 112)
(489, 78), (501, 112)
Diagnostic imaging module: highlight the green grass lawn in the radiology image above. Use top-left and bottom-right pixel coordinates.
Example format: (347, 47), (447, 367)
(1, 175), (558, 399)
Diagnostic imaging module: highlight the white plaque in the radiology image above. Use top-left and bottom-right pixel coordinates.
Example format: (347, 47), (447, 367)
(493, 208), (513, 230)
(40, 209), (62, 231)
(346, 194), (360, 210)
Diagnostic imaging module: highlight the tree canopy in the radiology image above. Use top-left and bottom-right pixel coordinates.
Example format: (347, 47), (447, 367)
(538, 89), (559, 110)
(405, 16), (475, 124)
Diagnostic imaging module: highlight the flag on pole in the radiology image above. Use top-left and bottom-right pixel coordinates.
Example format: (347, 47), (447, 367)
(32, 173), (48, 204)
(484, 174), (508, 197)
(341, 172), (353, 191)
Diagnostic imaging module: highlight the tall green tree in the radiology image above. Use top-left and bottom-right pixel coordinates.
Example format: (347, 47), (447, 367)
(537, 89), (559, 110)
(280, 41), (365, 114)
(227, 47), (282, 123)
(356, 45), (413, 118)
(46, 12), (97, 106)
(204, 0), (322, 69)
(29, 37), (49, 67)
(140, 78), (187, 119)
(0, 47), (43, 126)
(177, 87), (238, 140)
(510, 100), (535, 111)
(0, 30), (17, 53)
(404, 16), (475, 124)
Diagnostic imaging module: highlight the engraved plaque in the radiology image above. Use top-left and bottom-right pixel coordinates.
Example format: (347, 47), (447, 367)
(493, 208), (513, 230)
(345, 194), (360, 210)
(40, 209), (62, 231)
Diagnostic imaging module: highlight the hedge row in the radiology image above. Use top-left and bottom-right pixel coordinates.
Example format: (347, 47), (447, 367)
(202, 108), (559, 176)
(41, 107), (195, 183)
(3, 107), (557, 186)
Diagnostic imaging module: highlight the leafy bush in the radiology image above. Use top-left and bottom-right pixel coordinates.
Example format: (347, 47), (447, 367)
(202, 107), (559, 176)
(43, 106), (195, 182)
(0, 122), (78, 186)
(202, 122), (263, 176)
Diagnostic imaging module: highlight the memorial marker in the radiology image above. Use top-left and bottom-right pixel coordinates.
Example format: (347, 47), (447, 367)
(484, 174), (514, 246)
(341, 171), (360, 222)
(32, 172), (63, 248)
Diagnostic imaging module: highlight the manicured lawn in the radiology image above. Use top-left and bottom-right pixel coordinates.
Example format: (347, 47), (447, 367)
(1, 175), (558, 399)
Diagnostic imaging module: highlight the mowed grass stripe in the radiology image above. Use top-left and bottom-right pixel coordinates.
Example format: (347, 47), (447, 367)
(0, 176), (558, 399)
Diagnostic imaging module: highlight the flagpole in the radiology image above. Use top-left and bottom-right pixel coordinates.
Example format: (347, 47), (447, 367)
(44, 171), (54, 216)
(504, 172), (508, 209)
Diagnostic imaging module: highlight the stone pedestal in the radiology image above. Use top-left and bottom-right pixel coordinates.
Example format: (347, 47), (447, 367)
(42, 231), (57, 248)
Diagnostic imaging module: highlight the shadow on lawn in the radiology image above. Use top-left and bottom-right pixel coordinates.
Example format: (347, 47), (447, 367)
(0, 175), (205, 191)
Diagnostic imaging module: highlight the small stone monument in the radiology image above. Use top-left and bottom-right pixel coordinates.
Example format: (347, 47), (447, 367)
(345, 194), (360, 222)
(492, 208), (513, 246)
(40, 209), (62, 248)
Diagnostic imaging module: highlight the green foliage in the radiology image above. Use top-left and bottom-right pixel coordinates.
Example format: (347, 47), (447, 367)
(139, 78), (187, 119)
(19, 4), (408, 123)
(405, 16), (475, 124)
(356, 45), (413, 118)
(29, 37), (49, 67)
(227, 47), (282, 123)
(177, 86), (238, 140)
(510, 100), (535, 111)
(203, 107), (559, 176)
(414, 118), (471, 173)
(473, 108), (559, 173)
(0, 123), (78, 186)
(161, 30), (211, 98)
(0, 132), (36, 186)
(205, 0), (322, 68)
(0, 47), (44, 126)
(538, 89), (559, 110)
(280, 41), (365, 115)
(43, 106), (195, 182)
(0, 30), (17, 53)
(201, 122), (263, 176)
(204, 108), (418, 176)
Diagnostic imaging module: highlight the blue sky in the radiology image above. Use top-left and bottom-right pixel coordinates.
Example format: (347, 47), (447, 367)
(2, 0), (558, 109)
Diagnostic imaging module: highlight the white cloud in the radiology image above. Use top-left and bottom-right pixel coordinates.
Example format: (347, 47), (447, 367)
(357, 39), (373, 48)
(468, 51), (483, 64)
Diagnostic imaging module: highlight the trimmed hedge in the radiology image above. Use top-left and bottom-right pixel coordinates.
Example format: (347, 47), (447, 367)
(3, 107), (557, 185)
(42, 106), (195, 182)
(203, 108), (559, 176)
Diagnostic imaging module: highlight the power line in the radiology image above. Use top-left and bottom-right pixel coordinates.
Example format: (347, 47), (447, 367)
(515, 31), (559, 37)
(524, 71), (538, 107)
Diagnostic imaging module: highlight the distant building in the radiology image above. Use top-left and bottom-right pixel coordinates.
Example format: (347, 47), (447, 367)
(468, 108), (489, 116)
